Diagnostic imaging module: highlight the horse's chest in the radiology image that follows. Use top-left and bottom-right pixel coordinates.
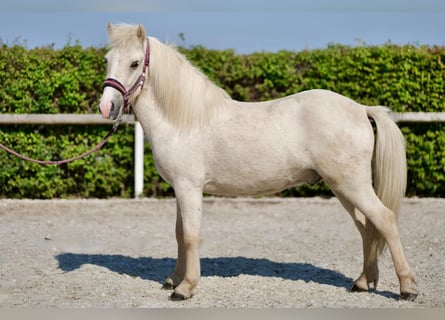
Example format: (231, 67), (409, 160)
(150, 139), (206, 185)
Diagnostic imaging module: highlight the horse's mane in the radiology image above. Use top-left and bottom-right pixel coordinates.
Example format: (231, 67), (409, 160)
(148, 37), (230, 130)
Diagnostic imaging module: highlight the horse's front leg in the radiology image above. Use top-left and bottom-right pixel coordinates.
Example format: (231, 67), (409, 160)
(168, 182), (203, 300)
(163, 205), (186, 290)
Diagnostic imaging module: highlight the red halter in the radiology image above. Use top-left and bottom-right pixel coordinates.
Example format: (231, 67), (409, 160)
(102, 38), (151, 112)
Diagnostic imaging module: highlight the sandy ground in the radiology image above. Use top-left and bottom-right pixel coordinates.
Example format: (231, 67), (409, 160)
(0, 197), (443, 308)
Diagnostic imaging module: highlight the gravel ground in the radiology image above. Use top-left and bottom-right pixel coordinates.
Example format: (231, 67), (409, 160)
(0, 197), (443, 308)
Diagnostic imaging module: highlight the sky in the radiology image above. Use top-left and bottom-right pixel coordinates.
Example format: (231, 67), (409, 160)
(0, 0), (445, 53)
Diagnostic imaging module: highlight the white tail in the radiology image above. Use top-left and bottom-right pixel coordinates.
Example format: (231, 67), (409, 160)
(366, 107), (407, 256)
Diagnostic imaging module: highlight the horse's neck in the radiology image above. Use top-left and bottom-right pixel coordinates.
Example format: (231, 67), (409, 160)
(133, 86), (167, 139)
(148, 37), (230, 131)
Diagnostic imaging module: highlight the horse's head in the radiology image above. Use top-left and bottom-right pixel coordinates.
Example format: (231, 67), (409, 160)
(99, 23), (150, 120)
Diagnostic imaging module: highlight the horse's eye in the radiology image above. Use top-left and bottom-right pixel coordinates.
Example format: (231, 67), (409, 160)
(130, 61), (140, 69)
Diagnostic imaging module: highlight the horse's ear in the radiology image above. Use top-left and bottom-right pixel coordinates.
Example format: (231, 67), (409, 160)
(136, 24), (146, 42)
(107, 22), (114, 35)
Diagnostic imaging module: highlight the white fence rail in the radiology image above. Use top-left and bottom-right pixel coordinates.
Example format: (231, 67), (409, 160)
(1, 112), (444, 198)
(390, 112), (445, 123)
(0, 114), (143, 198)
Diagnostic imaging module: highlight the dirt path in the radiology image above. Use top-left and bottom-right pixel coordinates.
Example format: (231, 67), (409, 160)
(0, 197), (443, 307)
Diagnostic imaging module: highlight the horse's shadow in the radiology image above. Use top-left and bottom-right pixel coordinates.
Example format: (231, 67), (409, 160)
(55, 253), (398, 299)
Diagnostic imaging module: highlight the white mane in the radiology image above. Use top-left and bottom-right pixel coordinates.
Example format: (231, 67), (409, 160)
(147, 37), (230, 130)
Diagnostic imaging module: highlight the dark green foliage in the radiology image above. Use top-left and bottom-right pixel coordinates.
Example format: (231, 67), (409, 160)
(0, 43), (444, 198)
(0, 44), (107, 114)
(402, 124), (445, 196)
(182, 44), (445, 112)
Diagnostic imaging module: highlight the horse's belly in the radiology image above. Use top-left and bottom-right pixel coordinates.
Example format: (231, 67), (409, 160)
(203, 167), (320, 196)
(203, 128), (318, 196)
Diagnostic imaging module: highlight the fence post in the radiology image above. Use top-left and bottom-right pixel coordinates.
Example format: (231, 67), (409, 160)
(134, 121), (144, 199)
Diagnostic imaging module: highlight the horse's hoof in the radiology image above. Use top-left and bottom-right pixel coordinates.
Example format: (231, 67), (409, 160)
(169, 292), (188, 301)
(350, 284), (367, 292)
(162, 282), (175, 290)
(400, 292), (418, 301)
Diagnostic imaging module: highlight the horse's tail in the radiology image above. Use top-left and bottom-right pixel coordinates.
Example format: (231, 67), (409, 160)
(366, 107), (407, 257)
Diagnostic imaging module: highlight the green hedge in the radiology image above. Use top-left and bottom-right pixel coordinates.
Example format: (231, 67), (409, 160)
(0, 43), (444, 198)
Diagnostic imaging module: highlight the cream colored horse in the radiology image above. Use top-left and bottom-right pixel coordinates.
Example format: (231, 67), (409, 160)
(99, 23), (418, 301)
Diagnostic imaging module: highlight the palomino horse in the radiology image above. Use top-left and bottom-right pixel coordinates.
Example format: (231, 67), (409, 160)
(99, 23), (418, 301)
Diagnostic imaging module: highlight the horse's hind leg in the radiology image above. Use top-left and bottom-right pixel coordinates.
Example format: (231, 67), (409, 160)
(336, 195), (379, 292)
(332, 184), (418, 300)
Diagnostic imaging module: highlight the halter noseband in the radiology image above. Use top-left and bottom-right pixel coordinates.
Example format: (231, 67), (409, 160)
(102, 38), (151, 112)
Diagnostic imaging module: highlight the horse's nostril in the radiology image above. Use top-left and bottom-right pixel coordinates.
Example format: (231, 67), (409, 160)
(109, 101), (124, 120)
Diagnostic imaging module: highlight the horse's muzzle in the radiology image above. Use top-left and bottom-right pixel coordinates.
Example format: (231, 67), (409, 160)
(99, 100), (121, 120)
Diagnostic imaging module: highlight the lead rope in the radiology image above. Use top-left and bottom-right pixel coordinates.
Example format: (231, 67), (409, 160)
(0, 119), (121, 166)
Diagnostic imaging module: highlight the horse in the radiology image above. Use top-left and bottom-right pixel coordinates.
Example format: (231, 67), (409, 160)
(99, 23), (418, 301)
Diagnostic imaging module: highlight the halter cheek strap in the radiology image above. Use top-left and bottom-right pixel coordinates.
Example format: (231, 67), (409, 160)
(102, 38), (151, 112)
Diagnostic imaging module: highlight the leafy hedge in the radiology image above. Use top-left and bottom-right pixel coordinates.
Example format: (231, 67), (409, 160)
(0, 43), (444, 198)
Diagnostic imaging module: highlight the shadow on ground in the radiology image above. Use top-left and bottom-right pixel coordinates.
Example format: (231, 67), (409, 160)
(55, 253), (398, 299)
